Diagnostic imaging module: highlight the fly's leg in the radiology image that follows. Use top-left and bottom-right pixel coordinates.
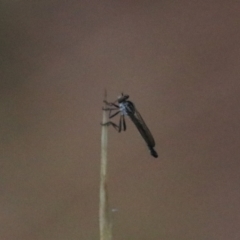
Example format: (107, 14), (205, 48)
(122, 115), (126, 131)
(109, 110), (120, 119)
(119, 115), (123, 132)
(102, 100), (120, 119)
(101, 114), (123, 133)
(101, 121), (119, 131)
(101, 105), (121, 131)
(101, 100), (125, 132)
(102, 106), (120, 119)
(103, 100), (119, 108)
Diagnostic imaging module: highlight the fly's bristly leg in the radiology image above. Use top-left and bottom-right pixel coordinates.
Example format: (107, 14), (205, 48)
(122, 115), (126, 131)
(119, 115), (122, 132)
(103, 100), (119, 108)
(102, 107), (118, 111)
(102, 108), (120, 119)
(102, 104), (120, 119)
(101, 121), (119, 131)
(102, 99), (122, 132)
(109, 110), (121, 119)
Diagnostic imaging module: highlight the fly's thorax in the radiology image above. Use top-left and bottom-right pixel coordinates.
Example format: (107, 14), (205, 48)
(119, 102), (128, 115)
(125, 101), (135, 115)
(119, 101), (135, 116)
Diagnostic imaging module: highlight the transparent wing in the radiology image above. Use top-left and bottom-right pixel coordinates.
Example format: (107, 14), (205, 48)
(128, 106), (156, 148)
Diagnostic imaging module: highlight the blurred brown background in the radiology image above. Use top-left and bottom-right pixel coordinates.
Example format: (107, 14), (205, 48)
(1, 1), (240, 239)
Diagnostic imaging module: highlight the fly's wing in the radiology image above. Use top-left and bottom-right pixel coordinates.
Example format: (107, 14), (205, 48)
(127, 103), (156, 148)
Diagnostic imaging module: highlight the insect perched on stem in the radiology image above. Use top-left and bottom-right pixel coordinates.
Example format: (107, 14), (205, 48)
(102, 93), (158, 158)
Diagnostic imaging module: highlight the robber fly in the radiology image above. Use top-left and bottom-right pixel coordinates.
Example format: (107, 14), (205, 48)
(102, 93), (158, 158)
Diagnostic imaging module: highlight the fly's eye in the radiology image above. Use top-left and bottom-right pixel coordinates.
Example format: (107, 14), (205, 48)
(118, 94), (129, 103)
(117, 97), (124, 103)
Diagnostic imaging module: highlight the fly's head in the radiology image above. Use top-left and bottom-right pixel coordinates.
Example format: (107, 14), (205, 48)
(118, 93), (129, 103)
